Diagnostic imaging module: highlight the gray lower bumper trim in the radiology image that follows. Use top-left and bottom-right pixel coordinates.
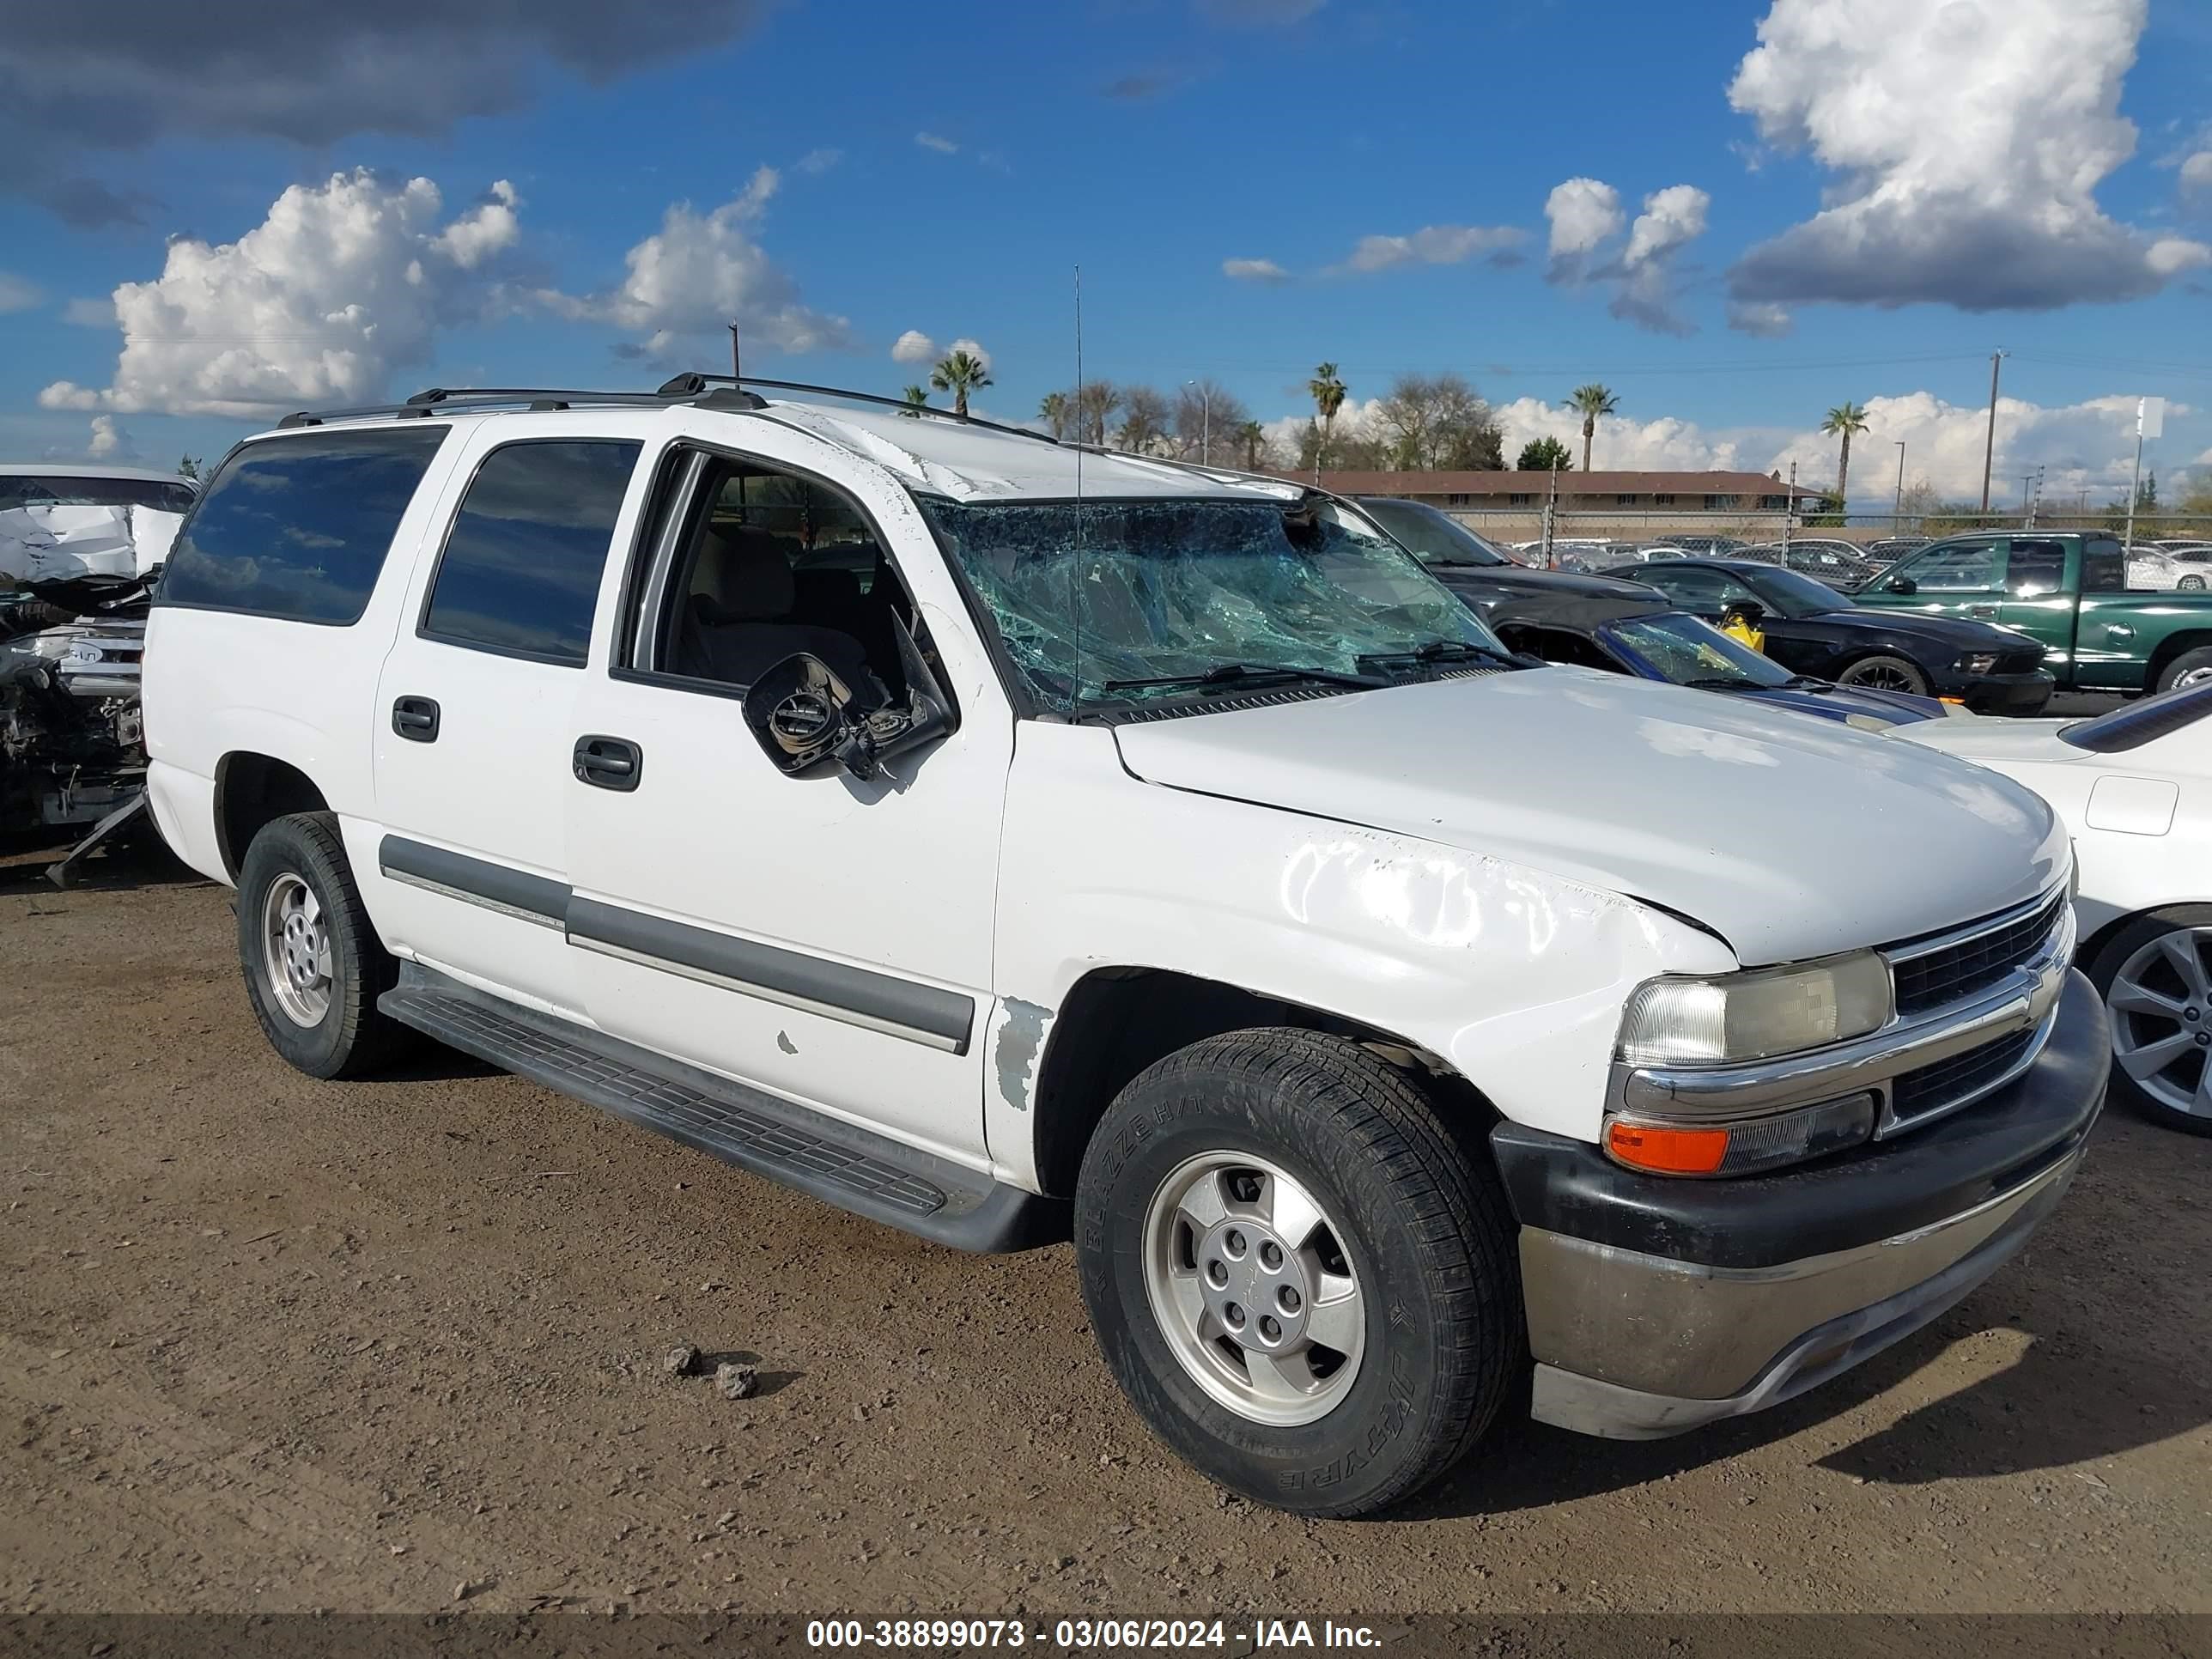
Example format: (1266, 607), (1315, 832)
(1526, 1142), (2082, 1439)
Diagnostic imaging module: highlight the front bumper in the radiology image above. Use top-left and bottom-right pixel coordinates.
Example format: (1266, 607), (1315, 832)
(1492, 968), (2107, 1440)
(1946, 668), (2054, 716)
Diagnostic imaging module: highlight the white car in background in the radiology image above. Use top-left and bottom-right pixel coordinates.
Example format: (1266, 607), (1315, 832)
(1895, 685), (2212, 1135)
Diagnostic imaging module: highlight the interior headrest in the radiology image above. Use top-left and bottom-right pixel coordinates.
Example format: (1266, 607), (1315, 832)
(694, 527), (794, 621)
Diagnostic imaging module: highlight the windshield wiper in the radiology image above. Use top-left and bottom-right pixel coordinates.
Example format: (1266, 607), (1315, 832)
(1357, 638), (1518, 672)
(1680, 676), (1754, 690)
(1780, 674), (1832, 690)
(1100, 662), (1383, 694)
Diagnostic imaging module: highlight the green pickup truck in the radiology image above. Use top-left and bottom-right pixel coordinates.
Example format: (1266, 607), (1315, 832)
(1854, 530), (2212, 696)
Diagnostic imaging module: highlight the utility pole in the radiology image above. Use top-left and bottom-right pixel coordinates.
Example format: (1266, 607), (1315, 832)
(1540, 463), (1560, 568)
(1185, 380), (1212, 466)
(2124, 397), (2165, 555)
(1893, 441), (1906, 529)
(2021, 474), (2033, 526)
(1978, 349), (2006, 514)
(1783, 460), (1796, 556)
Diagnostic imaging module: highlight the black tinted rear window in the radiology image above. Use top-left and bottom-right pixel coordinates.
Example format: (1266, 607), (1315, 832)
(161, 428), (448, 623)
(422, 440), (641, 665)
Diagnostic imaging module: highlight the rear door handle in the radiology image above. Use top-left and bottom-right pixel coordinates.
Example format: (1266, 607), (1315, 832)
(392, 696), (441, 742)
(1965, 604), (1998, 617)
(574, 734), (642, 792)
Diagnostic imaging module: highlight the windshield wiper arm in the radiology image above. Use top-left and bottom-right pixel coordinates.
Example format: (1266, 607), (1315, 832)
(1358, 638), (1518, 671)
(1680, 676), (1753, 690)
(1100, 662), (1382, 693)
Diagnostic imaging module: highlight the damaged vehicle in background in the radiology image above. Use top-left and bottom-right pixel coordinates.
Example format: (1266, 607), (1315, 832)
(0, 465), (196, 852)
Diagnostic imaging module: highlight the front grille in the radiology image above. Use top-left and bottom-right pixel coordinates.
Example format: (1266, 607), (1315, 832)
(1889, 1029), (2037, 1125)
(1889, 888), (2066, 1017)
(1995, 648), (2043, 674)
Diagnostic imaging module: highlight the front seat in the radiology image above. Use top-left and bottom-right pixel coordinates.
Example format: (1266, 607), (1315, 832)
(678, 527), (883, 702)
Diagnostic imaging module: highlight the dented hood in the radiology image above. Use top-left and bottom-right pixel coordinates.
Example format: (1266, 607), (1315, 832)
(0, 503), (183, 586)
(1111, 666), (2066, 966)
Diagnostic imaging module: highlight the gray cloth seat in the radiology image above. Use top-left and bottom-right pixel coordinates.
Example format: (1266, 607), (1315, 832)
(677, 528), (883, 701)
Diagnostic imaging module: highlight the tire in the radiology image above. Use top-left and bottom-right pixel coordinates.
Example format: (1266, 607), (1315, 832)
(236, 811), (413, 1080)
(2154, 646), (2212, 695)
(2179, 575), (2206, 592)
(1075, 1029), (1522, 1518)
(1833, 653), (1932, 697)
(2087, 908), (2212, 1137)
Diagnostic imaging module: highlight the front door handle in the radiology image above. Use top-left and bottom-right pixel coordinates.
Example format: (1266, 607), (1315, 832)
(392, 696), (441, 742)
(1965, 603), (1998, 617)
(574, 734), (642, 792)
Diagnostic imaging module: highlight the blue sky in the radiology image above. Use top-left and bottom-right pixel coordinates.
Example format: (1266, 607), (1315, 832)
(2, 0), (2208, 506)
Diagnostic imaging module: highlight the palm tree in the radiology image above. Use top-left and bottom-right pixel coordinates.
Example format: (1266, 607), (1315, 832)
(1308, 362), (1346, 477)
(930, 349), (993, 419)
(1821, 400), (1870, 506)
(1038, 391), (1072, 440)
(1236, 419), (1267, 469)
(1567, 384), (1617, 471)
(900, 385), (930, 418)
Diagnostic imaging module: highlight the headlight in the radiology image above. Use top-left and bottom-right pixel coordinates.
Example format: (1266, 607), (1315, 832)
(1616, 951), (1893, 1067)
(1958, 652), (1998, 675)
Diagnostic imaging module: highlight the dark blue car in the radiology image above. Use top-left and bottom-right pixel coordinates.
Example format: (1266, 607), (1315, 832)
(1485, 591), (1951, 729)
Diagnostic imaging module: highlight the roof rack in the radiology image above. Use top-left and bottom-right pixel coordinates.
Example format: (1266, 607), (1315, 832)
(276, 384), (765, 429)
(657, 373), (1058, 446)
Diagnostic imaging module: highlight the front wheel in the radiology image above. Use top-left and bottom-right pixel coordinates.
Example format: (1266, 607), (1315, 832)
(2088, 909), (2212, 1137)
(1834, 653), (1932, 696)
(237, 812), (413, 1079)
(1075, 1030), (1522, 1517)
(2179, 575), (2206, 592)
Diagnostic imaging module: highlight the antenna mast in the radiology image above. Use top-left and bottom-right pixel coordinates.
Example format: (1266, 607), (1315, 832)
(1068, 266), (1085, 720)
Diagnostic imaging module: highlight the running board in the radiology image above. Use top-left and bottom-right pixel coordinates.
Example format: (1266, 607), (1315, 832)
(379, 966), (1067, 1253)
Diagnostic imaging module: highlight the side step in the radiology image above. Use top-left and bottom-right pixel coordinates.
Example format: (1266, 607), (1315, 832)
(379, 966), (1068, 1253)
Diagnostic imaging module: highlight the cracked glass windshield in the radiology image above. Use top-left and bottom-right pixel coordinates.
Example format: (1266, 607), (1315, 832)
(1602, 613), (1793, 688)
(919, 497), (1505, 707)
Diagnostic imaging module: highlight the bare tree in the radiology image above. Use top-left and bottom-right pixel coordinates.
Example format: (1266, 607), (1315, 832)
(1171, 380), (1246, 464)
(1116, 386), (1174, 454)
(1373, 373), (1503, 471)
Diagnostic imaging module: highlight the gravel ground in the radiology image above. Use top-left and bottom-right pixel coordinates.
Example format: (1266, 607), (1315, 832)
(2, 851), (2208, 1620)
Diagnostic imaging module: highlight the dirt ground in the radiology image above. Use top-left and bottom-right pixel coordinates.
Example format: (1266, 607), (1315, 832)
(3, 846), (2209, 1622)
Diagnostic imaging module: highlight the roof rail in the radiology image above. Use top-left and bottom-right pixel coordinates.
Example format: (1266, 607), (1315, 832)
(276, 384), (765, 429)
(659, 373), (1058, 447)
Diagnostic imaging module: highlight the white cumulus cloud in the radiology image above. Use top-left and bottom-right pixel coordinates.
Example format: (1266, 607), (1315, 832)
(1544, 178), (1624, 277)
(2185, 152), (2212, 193)
(944, 337), (990, 371)
(1223, 257), (1289, 283)
(1338, 224), (1524, 274)
(1624, 185), (1708, 268)
(890, 330), (937, 364)
(1492, 397), (1749, 473)
(1727, 0), (2209, 311)
(538, 165), (852, 361)
(86, 415), (134, 459)
(38, 167), (526, 418)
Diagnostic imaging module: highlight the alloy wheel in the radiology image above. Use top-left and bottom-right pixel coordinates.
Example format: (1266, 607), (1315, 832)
(2107, 927), (2212, 1120)
(261, 870), (333, 1027)
(1141, 1152), (1366, 1426)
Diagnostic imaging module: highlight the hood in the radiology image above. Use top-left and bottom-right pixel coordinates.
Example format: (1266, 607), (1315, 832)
(1112, 667), (2065, 967)
(1430, 565), (1661, 611)
(1887, 715), (2078, 763)
(1735, 683), (1942, 728)
(1814, 606), (2036, 653)
(0, 503), (184, 584)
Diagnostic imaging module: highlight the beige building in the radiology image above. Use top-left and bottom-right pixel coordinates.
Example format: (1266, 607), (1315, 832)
(1302, 468), (1823, 515)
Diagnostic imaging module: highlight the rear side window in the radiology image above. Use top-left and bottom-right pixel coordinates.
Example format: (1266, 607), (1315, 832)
(160, 427), (449, 623)
(422, 440), (642, 665)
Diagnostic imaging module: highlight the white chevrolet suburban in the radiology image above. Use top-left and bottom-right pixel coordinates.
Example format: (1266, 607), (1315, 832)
(144, 378), (2107, 1516)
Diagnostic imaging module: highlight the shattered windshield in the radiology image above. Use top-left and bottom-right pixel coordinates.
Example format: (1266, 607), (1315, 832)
(1601, 613), (1794, 689)
(921, 497), (1505, 708)
(0, 476), (198, 515)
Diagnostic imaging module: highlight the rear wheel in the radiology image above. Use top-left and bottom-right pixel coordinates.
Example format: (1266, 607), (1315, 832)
(237, 812), (412, 1079)
(2155, 646), (2212, 695)
(1834, 653), (1931, 696)
(2088, 908), (2212, 1137)
(1075, 1029), (1522, 1517)
(2179, 575), (2206, 592)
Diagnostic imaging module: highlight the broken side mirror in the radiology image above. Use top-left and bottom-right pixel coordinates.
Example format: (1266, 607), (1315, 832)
(741, 634), (956, 783)
(1886, 574), (1917, 595)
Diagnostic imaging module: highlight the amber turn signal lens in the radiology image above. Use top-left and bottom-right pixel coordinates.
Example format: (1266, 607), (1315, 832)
(1606, 1120), (1730, 1175)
